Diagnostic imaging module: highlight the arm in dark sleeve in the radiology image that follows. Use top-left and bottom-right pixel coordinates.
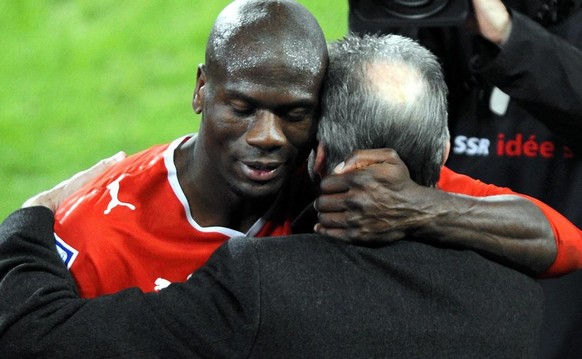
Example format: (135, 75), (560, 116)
(476, 11), (582, 144)
(0, 207), (259, 359)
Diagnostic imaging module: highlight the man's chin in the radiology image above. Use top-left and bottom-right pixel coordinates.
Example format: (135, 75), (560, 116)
(229, 180), (284, 200)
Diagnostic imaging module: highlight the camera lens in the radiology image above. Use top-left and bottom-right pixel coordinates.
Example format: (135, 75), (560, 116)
(377, 0), (449, 19)
(393, 0), (431, 6)
(350, 0), (469, 28)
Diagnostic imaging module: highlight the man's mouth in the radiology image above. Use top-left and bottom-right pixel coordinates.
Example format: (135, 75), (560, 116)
(240, 161), (283, 182)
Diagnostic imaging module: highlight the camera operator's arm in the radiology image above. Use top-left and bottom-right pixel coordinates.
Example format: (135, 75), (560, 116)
(470, 0), (512, 45)
(471, 0), (582, 147)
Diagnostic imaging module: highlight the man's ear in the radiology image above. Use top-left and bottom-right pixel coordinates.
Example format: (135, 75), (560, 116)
(313, 142), (327, 178)
(193, 64), (207, 114)
(442, 140), (451, 166)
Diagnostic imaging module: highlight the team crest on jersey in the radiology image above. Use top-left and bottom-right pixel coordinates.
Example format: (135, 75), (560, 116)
(54, 233), (79, 269)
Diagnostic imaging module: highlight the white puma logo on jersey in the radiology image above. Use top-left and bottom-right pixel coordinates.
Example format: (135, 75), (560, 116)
(104, 175), (136, 214)
(154, 277), (172, 291)
(154, 274), (194, 291)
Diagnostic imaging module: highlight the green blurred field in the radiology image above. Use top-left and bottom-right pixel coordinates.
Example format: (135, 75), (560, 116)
(0, 0), (348, 219)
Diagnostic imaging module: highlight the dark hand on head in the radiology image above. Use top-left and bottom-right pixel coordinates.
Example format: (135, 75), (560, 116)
(314, 148), (436, 244)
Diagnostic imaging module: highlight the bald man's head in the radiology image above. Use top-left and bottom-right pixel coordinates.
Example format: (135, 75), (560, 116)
(205, 0), (327, 82)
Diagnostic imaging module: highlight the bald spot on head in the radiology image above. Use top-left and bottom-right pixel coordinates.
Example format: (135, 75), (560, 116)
(366, 60), (424, 108)
(205, 0), (327, 81)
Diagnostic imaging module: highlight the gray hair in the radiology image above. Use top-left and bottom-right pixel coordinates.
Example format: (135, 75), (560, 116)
(319, 34), (449, 187)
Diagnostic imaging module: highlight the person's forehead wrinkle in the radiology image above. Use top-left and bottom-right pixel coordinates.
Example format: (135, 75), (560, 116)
(367, 61), (423, 106)
(223, 77), (319, 108)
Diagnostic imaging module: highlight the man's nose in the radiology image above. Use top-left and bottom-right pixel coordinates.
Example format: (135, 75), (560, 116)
(246, 111), (287, 150)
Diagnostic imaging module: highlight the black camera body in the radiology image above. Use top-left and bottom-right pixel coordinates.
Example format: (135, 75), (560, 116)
(349, 0), (470, 32)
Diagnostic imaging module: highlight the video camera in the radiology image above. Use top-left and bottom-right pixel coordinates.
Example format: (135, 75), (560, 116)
(349, 0), (581, 31)
(349, 0), (470, 31)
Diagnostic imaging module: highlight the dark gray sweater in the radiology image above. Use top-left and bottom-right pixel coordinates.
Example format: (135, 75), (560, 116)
(0, 207), (543, 358)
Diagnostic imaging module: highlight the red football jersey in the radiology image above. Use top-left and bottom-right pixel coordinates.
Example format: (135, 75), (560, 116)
(54, 135), (311, 297)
